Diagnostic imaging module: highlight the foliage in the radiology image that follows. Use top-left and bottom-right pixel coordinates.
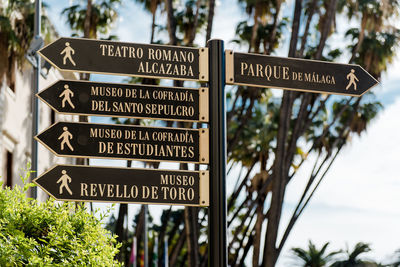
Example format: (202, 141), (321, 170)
(0, 166), (121, 266)
(330, 242), (375, 267)
(292, 241), (389, 267)
(61, 0), (121, 39)
(0, 0), (51, 86)
(291, 241), (341, 267)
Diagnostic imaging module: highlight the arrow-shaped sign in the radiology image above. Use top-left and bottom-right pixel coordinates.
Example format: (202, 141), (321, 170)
(37, 80), (209, 122)
(34, 165), (209, 206)
(225, 51), (379, 96)
(35, 122), (209, 164)
(38, 37), (209, 81)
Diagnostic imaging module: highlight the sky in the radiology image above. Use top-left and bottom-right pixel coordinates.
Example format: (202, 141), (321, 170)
(44, 0), (400, 265)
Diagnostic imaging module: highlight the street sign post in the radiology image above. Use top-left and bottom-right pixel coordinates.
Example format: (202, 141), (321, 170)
(33, 37), (382, 267)
(35, 122), (209, 164)
(38, 37), (209, 82)
(37, 80), (209, 122)
(208, 40), (228, 267)
(34, 165), (209, 206)
(225, 50), (379, 96)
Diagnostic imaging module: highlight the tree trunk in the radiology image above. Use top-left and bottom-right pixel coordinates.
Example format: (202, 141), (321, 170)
(157, 208), (171, 267)
(250, 2), (261, 53)
(315, 0), (338, 59)
(266, 0), (283, 54)
(252, 202), (264, 267)
(205, 0), (215, 43)
(188, 0), (202, 46)
(169, 230), (186, 266)
(261, 93), (293, 267)
(262, 1), (303, 266)
(115, 204), (128, 261)
(150, 10), (156, 44)
(166, 0), (177, 45)
(84, 0), (93, 38)
(299, 0), (318, 56)
(184, 207), (199, 266)
(349, 14), (367, 63)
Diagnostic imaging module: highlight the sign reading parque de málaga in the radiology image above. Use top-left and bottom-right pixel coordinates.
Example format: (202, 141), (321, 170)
(35, 122), (209, 164)
(225, 50), (379, 96)
(37, 80), (209, 122)
(38, 37), (209, 82)
(34, 165), (209, 206)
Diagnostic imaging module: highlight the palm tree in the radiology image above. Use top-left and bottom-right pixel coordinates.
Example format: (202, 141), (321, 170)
(348, 29), (400, 78)
(62, 0), (121, 39)
(238, 0), (272, 53)
(232, 18), (288, 54)
(330, 242), (380, 267)
(0, 0), (51, 88)
(291, 241), (341, 267)
(237, 0), (288, 54)
(338, 0), (400, 63)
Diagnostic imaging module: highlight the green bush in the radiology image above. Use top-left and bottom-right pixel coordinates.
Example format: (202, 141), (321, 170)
(0, 166), (121, 266)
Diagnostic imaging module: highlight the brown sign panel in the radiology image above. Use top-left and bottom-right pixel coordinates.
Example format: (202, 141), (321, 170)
(37, 80), (209, 122)
(38, 37), (209, 82)
(226, 50), (379, 96)
(34, 165), (209, 206)
(35, 122), (209, 164)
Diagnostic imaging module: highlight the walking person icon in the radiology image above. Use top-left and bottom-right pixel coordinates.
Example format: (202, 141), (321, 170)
(57, 170), (73, 195)
(60, 42), (76, 66)
(59, 84), (75, 109)
(58, 126), (74, 151)
(346, 69), (359, 90)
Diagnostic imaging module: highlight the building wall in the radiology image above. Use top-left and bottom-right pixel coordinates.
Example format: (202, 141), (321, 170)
(0, 64), (79, 201)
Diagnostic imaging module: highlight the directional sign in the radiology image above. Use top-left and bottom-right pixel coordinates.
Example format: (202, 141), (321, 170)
(37, 80), (209, 122)
(34, 165), (209, 206)
(35, 122), (209, 164)
(225, 50), (379, 96)
(38, 37), (209, 82)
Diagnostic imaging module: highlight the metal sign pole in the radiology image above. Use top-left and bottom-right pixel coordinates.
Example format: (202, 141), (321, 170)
(144, 204), (148, 267)
(31, 0), (41, 199)
(207, 39), (227, 267)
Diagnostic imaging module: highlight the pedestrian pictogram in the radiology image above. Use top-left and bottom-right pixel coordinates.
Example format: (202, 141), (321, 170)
(57, 170), (73, 195)
(60, 42), (76, 66)
(58, 126), (74, 151)
(59, 84), (75, 109)
(346, 69), (359, 91)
